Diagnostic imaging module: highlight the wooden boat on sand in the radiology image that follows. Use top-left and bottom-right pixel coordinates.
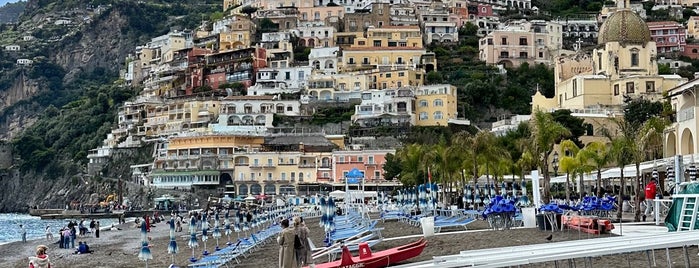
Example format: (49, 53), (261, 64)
(306, 238), (427, 268)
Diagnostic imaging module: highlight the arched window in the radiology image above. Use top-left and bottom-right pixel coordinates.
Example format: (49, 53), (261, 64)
(433, 99), (443, 106)
(419, 100), (428, 107)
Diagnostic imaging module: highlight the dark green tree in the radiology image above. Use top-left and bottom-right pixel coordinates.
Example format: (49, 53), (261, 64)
(623, 98), (664, 128)
(382, 153), (401, 180)
(551, 109), (585, 148)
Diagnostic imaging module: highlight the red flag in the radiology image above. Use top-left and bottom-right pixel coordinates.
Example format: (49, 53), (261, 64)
(428, 167), (432, 185)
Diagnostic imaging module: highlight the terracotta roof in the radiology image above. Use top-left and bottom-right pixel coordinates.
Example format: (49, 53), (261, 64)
(646, 21), (681, 26)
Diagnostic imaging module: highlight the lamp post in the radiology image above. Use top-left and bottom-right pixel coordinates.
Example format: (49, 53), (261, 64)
(552, 151), (559, 177)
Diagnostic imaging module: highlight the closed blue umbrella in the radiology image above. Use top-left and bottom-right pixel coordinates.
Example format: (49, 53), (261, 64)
(167, 217), (178, 266)
(138, 221), (152, 267)
(213, 212), (221, 251)
(224, 210), (232, 245)
(201, 213), (209, 256)
(188, 216), (198, 263)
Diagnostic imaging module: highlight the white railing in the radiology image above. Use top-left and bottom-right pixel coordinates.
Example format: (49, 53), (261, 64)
(678, 107), (695, 123)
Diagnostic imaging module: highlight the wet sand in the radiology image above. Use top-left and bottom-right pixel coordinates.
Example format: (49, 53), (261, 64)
(2, 216), (698, 267)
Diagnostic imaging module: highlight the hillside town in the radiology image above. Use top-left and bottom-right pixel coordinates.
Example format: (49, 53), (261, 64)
(78, 0), (699, 200)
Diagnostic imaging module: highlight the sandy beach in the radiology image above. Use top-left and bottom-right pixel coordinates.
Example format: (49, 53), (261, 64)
(2, 215), (699, 268)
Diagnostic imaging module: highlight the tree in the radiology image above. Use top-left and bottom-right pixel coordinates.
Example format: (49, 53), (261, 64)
(396, 144), (428, 186)
(577, 141), (611, 197)
(426, 71), (444, 84)
(529, 109), (571, 203)
(551, 109), (586, 148)
(559, 140), (581, 201)
(240, 6), (258, 17)
(382, 153), (401, 181)
(623, 99), (663, 128)
(602, 119), (635, 220)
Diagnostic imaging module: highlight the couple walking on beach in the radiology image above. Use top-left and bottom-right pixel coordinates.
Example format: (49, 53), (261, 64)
(278, 216), (311, 268)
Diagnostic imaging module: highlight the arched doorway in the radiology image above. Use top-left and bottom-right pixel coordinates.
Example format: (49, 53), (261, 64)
(666, 132), (677, 157)
(250, 183), (262, 195)
(220, 173), (233, 186)
(279, 185), (295, 195)
(264, 184), (276, 195)
(238, 184), (248, 196)
(681, 128), (694, 155)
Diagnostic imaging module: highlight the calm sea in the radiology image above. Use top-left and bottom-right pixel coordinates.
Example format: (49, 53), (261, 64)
(0, 213), (118, 244)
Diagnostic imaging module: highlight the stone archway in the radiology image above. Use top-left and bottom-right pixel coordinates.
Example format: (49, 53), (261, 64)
(666, 132), (677, 157)
(238, 184), (248, 195)
(279, 185), (295, 195)
(264, 184), (276, 195)
(681, 128), (694, 155)
(250, 183), (262, 195)
(220, 173), (233, 186)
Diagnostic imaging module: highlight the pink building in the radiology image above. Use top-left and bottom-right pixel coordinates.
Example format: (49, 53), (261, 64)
(332, 150), (394, 183)
(647, 21), (686, 54)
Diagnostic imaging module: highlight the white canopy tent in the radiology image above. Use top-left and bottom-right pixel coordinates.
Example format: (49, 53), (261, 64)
(329, 190), (346, 199)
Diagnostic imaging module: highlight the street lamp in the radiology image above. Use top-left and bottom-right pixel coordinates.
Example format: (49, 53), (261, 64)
(552, 151), (560, 177)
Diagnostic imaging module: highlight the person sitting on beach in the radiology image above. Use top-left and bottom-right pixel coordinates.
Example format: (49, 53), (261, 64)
(29, 245), (51, 268)
(73, 241), (93, 254)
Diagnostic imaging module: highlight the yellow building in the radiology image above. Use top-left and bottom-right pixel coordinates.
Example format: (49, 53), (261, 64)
(532, 8), (685, 120)
(218, 15), (254, 51)
(341, 26), (435, 73)
(306, 73), (370, 101)
(142, 99), (221, 136)
(665, 78), (699, 156)
(415, 84), (458, 126)
(368, 68), (424, 90)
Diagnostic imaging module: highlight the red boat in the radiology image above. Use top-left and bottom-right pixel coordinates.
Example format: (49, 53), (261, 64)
(306, 238), (427, 268)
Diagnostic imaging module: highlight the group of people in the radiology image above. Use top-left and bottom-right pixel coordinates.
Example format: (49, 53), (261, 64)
(278, 216), (311, 268)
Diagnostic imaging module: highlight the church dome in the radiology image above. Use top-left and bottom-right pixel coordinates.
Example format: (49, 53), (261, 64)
(598, 10), (651, 45)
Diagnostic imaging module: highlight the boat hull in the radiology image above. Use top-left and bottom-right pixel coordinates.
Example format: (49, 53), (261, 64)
(308, 238), (427, 268)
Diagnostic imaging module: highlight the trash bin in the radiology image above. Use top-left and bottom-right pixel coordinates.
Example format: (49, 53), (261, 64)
(420, 217), (435, 237)
(536, 214), (562, 230)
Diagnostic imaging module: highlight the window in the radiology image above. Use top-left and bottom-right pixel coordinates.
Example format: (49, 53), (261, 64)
(398, 72), (405, 77)
(519, 37), (527, 45)
(285, 72), (290, 80)
(399, 42), (407, 47)
(626, 82), (634, 94)
(419, 112), (428, 120)
(373, 40), (381, 47)
(299, 172), (304, 181)
(291, 172), (295, 181)
(631, 51), (639, 66)
(646, 81), (655, 92)
(375, 171), (381, 180)
(433, 99), (443, 106)
(519, 52), (528, 58)
(487, 39), (493, 45)
(433, 111), (443, 120)
(358, 41), (365, 45)
(539, 51), (544, 58)
(386, 73), (392, 78)
(281, 173), (286, 180)
(368, 156), (374, 164)
(501, 37), (507, 45)
(348, 57), (355, 64)
(419, 100), (428, 107)
(572, 79), (577, 97)
(358, 156), (363, 162)
(397, 57), (404, 64)
(362, 57), (369, 64)
(614, 84), (619, 96)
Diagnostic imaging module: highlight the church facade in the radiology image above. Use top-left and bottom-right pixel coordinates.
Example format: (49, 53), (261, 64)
(532, 7), (686, 141)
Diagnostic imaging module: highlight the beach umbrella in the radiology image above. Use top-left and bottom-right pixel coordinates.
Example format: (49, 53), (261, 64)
(319, 197), (327, 228)
(500, 182), (507, 196)
(429, 183), (438, 210)
(520, 180), (529, 206)
(213, 212), (222, 251)
(224, 210), (232, 245)
(167, 217), (178, 266)
(138, 221), (153, 267)
(474, 183), (482, 205)
(188, 216), (198, 262)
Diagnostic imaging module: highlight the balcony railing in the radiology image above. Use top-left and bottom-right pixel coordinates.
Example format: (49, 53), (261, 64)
(678, 107), (695, 123)
(299, 164), (316, 168)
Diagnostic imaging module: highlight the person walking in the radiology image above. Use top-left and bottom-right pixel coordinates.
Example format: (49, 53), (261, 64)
(62, 228), (71, 249)
(643, 178), (658, 222)
(95, 221), (100, 238)
(277, 219), (297, 268)
(28, 245), (51, 268)
(45, 225), (53, 242)
(293, 217), (311, 267)
(89, 219), (96, 237)
(19, 224), (27, 243)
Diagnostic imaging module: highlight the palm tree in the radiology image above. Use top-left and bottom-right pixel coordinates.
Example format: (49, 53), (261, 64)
(530, 109), (571, 203)
(397, 143), (428, 186)
(602, 120), (634, 220)
(452, 132), (476, 187)
(559, 140), (581, 202)
(427, 141), (461, 205)
(474, 131), (509, 188)
(577, 141), (610, 197)
(630, 117), (668, 221)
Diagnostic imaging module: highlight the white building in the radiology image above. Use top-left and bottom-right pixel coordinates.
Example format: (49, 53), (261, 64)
(4, 45), (20, 51)
(291, 25), (336, 48)
(419, 2), (459, 44)
(16, 59), (33, 65)
(211, 95), (302, 133)
(248, 66), (313, 95)
(308, 47), (339, 74)
(491, 115), (531, 136)
(352, 88), (416, 127)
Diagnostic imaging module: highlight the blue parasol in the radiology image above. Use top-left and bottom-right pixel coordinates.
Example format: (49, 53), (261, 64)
(188, 216), (198, 263)
(201, 213), (209, 256)
(213, 212), (221, 251)
(167, 217), (178, 265)
(224, 210), (232, 245)
(138, 221), (152, 267)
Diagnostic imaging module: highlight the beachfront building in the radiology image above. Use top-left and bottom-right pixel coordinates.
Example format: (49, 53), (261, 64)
(478, 19), (564, 68)
(532, 7), (686, 144)
(664, 78), (699, 156)
(333, 149), (394, 183)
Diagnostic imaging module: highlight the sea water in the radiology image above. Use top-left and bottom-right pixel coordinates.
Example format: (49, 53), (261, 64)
(0, 213), (118, 244)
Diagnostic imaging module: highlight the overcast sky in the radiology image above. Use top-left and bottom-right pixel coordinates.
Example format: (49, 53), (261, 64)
(0, 0), (22, 7)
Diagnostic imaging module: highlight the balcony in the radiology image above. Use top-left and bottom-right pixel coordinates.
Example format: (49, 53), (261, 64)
(235, 162), (249, 166)
(319, 164), (332, 169)
(250, 164), (263, 169)
(299, 164), (316, 168)
(678, 107), (695, 123)
(265, 163), (276, 168)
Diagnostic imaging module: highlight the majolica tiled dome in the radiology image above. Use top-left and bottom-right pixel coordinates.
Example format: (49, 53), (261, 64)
(598, 10), (651, 45)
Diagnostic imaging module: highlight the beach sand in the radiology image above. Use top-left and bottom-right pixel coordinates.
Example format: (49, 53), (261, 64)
(2, 216), (698, 268)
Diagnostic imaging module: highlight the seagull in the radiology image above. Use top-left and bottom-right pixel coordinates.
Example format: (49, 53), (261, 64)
(546, 234), (553, 241)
